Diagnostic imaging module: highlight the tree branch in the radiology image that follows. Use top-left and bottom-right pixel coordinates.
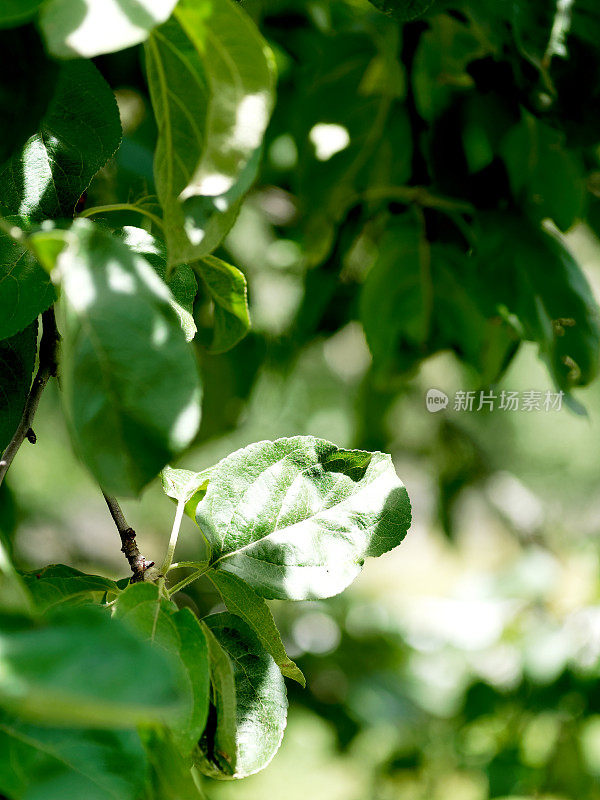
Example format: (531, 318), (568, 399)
(102, 493), (155, 583)
(0, 308), (59, 487)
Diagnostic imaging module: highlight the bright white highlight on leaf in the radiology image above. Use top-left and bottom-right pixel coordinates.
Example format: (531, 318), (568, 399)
(309, 123), (351, 161)
(41, 0), (179, 59)
(107, 261), (136, 295)
(151, 316), (169, 347)
(233, 93), (270, 151)
(170, 396), (201, 449)
(18, 138), (53, 217)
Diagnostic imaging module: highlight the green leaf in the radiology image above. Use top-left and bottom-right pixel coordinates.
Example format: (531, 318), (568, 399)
(117, 226), (198, 341)
(476, 214), (600, 390)
(0, 322), (37, 453)
(115, 583), (210, 755)
(0, 221), (54, 341)
(197, 619), (237, 777)
(0, 604), (185, 727)
(20, 564), (120, 613)
(0, 713), (147, 800)
(162, 465), (211, 520)
(196, 613), (287, 779)
(196, 436), (412, 600)
(195, 256), (250, 353)
(207, 569), (305, 687)
(501, 114), (586, 232)
(52, 220), (202, 496)
(145, 0), (276, 266)
(0, 0), (43, 27)
(0, 26), (58, 161)
(0, 61), (121, 221)
(0, 539), (33, 615)
(360, 216), (430, 370)
(39, 0), (179, 58)
(367, 0), (436, 21)
(142, 728), (204, 800)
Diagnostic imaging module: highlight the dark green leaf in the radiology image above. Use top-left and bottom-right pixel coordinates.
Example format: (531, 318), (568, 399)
(0, 26), (58, 161)
(20, 564), (120, 613)
(115, 583), (210, 755)
(0, 322), (37, 453)
(0, 0), (43, 27)
(196, 613), (287, 779)
(39, 0), (179, 58)
(195, 256), (250, 353)
(367, 0), (436, 21)
(0, 713), (147, 800)
(0, 61), (121, 221)
(0, 221), (54, 340)
(197, 436), (412, 600)
(117, 226), (198, 341)
(208, 569), (305, 686)
(145, 0), (275, 266)
(0, 604), (185, 727)
(52, 220), (202, 496)
(142, 728), (204, 800)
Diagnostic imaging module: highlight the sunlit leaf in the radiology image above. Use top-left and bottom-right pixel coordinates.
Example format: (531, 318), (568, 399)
(197, 436), (412, 600)
(195, 256), (250, 353)
(20, 564), (119, 613)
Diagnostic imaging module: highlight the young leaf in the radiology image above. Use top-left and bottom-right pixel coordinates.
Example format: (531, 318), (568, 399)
(195, 256), (250, 353)
(115, 583), (210, 755)
(145, 0), (276, 266)
(162, 465), (211, 520)
(196, 613), (288, 780)
(0, 61), (121, 221)
(207, 569), (305, 687)
(53, 220), (202, 496)
(117, 226), (198, 341)
(0, 322), (37, 453)
(0, 222), (54, 341)
(20, 564), (120, 613)
(196, 436), (412, 600)
(39, 0), (180, 59)
(0, 605), (185, 727)
(0, 713), (147, 800)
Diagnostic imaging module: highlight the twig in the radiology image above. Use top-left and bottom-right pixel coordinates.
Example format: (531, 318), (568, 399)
(102, 493), (155, 583)
(0, 308), (59, 487)
(78, 203), (164, 232)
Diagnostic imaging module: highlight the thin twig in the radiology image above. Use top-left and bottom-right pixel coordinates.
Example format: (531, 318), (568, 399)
(0, 308), (59, 487)
(78, 203), (164, 232)
(102, 493), (155, 583)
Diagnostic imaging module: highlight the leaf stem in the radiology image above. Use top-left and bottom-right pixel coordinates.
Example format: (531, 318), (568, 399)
(78, 203), (165, 231)
(160, 500), (186, 575)
(167, 564), (211, 598)
(0, 308), (59, 488)
(102, 493), (155, 583)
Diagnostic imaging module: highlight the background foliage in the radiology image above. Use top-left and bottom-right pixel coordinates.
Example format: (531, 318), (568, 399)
(2, 0), (600, 798)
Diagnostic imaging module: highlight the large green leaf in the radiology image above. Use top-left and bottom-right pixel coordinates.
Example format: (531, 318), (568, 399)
(20, 564), (120, 613)
(0, 604), (185, 727)
(208, 569), (305, 686)
(142, 728), (204, 800)
(0, 714), (147, 800)
(195, 256), (250, 353)
(145, 0), (276, 267)
(0, 0), (43, 27)
(0, 540), (33, 615)
(115, 583), (210, 755)
(196, 436), (412, 600)
(0, 61), (121, 221)
(0, 322), (37, 453)
(39, 0), (179, 58)
(117, 226), (198, 341)
(51, 220), (201, 496)
(0, 221), (54, 341)
(195, 613), (287, 779)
